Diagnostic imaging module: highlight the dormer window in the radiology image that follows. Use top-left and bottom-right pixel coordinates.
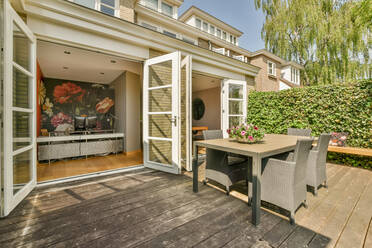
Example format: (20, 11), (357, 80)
(202, 22), (208, 32)
(141, 0), (158, 11)
(195, 18), (202, 29)
(291, 67), (300, 84)
(222, 31), (227, 40)
(268, 61), (276, 76)
(210, 25), (215, 35)
(161, 2), (173, 17)
(216, 29), (221, 38)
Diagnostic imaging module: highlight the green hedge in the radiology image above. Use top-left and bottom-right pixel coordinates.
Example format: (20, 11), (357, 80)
(246, 79), (372, 168)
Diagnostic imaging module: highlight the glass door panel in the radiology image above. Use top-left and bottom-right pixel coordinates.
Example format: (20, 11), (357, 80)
(2, 0), (37, 216)
(143, 52), (181, 174)
(221, 80), (247, 137)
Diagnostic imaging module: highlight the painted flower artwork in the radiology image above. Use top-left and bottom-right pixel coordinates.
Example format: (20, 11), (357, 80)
(41, 78), (115, 132)
(53, 82), (86, 104)
(96, 97), (114, 114)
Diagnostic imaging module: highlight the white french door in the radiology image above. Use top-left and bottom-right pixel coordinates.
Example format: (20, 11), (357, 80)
(143, 52), (184, 174)
(221, 79), (247, 138)
(2, 0), (37, 216)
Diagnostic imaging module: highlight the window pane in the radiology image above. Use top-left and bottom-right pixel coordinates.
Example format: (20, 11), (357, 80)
(210, 26), (215, 34)
(149, 88), (172, 112)
(101, 5), (115, 15)
(101, 0), (115, 7)
(75, 0), (95, 8)
(149, 60), (172, 88)
(195, 19), (201, 29)
(149, 114), (172, 138)
(141, 22), (157, 31)
(229, 101), (243, 115)
(13, 149), (32, 195)
(202, 22), (208, 31)
(13, 22), (31, 72)
(163, 30), (177, 38)
(13, 67), (31, 108)
(13, 111), (32, 151)
(217, 29), (221, 37)
(223, 32), (227, 40)
(229, 116), (244, 128)
(149, 140), (172, 165)
(229, 84), (243, 99)
(142, 0), (158, 10)
(161, 2), (173, 16)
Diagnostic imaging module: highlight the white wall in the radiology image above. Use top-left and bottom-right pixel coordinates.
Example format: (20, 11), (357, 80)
(113, 71), (142, 153)
(281, 66), (291, 81)
(192, 87), (221, 130)
(279, 81), (291, 91)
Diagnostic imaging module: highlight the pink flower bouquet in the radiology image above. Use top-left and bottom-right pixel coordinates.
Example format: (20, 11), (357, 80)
(227, 124), (265, 144)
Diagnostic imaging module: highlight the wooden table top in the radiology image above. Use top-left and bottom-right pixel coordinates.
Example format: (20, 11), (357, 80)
(192, 126), (209, 131)
(195, 134), (313, 157)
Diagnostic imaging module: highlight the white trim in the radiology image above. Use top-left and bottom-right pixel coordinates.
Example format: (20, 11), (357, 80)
(267, 60), (276, 76)
(12, 62), (33, 77)
(148, 84), (172, 90)
(37, 165), (145, 187)
(221, 79), (247, 138)
(148, 136), (172, 141)
(3, 0), (37, 217)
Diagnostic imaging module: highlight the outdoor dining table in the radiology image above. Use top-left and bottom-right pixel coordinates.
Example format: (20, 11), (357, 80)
(192, 133), (306, 226)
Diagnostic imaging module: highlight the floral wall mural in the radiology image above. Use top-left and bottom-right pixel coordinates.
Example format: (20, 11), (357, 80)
(40, 78), (115, 133)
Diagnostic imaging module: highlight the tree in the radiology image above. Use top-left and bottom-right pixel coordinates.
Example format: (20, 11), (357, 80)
(254, 0), (371, 86)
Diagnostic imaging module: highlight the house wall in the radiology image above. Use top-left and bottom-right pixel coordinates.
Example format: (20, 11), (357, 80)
(250, 55), (281, 92)
(113, 71), (141, 153)
(279, 81), (291, 91)
(192, 87), (221, 130)
(119, 0), (137, 22)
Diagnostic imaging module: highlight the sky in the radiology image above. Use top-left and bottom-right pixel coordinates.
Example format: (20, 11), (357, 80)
(178, 0), (266, 52)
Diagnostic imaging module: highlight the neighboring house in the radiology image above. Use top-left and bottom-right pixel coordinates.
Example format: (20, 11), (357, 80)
(0, 0), (302, 217)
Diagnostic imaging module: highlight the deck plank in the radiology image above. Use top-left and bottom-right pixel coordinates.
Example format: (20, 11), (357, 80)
(1, 164), (372, 248)
(335, 174), (372, 248)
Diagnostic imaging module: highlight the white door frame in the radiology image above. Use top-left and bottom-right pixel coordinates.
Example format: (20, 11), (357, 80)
(143, 51), (181, 174)
(2, 0), (37, 216)
(221, 79), (247, 138)
(181, 55), (192, 171)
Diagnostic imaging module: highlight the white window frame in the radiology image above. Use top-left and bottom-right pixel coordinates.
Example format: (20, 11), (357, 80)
(161, 1), (173, 17)
(216, 29), (221, 38)
(195, 18), (202, 29)
(202, 21), (208, 32)
(222, 31), (227, 40)
(268, 60), (276, 76)
(209, 25), (215, 35)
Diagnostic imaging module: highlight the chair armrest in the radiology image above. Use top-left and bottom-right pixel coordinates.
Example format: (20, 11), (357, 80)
(263, 158), (296, 181)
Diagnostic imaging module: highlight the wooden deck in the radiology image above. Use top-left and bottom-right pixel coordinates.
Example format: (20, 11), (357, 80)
(1, 163), (372, 247)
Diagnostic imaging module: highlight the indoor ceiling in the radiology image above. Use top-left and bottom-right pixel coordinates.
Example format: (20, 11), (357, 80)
(192, 73), (221, 92)
(37, 41), (142, 84)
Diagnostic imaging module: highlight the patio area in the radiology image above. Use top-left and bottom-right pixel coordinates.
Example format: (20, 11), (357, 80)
(0, 164), (371, 248)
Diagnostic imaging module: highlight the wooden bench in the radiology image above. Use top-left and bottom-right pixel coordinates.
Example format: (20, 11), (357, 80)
(328, 146), (372, 157)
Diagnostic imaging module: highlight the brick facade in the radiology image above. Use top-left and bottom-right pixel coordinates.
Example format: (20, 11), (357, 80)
(119, 0), (136, 22)
(250, 55), (281, 92)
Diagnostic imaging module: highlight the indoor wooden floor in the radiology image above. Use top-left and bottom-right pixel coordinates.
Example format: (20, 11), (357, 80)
(1, 164), (372, 247)
(37, 151), (143, 182)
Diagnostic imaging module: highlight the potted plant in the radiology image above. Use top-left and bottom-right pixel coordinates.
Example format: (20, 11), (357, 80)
(227, 124), (265, 144)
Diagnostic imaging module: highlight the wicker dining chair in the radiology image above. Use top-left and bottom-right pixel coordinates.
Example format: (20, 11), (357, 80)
(202, 130), (249, 194)
(287, 128), (312, 137)
(307, 133), (331, 195)
(248, 138), (314, 224)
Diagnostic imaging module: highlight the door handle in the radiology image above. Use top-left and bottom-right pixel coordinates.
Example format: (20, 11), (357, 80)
(171, 116), (177, 127)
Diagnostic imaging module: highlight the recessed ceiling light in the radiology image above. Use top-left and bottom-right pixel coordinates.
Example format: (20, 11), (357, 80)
(110, 60), (116, 63)
(64, 51), (71, 54)
(63, 66), (69, 69)
(100, 72), (105, 75)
